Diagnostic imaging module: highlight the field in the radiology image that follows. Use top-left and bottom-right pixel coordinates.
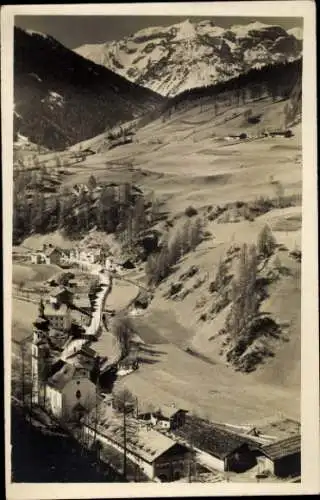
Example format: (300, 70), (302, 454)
(12, 263), (60, 286)
(114, 341), (300, 425)
(105, 278), (139, 311)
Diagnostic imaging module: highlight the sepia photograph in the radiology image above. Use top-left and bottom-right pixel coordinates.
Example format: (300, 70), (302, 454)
(2, 2), (318, 498)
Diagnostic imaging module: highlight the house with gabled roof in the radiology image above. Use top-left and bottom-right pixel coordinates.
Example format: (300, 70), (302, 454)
(45, 361), (96, 421)
(154, 405), (188, 430)
(254, 435), (301, 478)
(30, 244), (65, 266)
(136, 403), (188, 430)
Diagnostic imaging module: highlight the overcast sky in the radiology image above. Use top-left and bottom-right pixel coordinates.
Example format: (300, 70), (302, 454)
(15, 15), (303, 49)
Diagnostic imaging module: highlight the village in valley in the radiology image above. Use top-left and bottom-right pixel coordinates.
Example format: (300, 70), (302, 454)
(10, 15), (303, 485)
(12, 235), (301, 483)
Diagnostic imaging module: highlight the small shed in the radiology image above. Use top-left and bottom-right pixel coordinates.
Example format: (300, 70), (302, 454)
(255, 435), (301, 478)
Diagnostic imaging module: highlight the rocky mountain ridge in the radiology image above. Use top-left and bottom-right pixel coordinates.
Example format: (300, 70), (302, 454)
(75, 19), (303, 97)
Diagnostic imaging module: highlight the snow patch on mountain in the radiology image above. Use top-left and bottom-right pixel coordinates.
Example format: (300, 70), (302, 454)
(26, 30), (48, 39)
(231, 21), (271, 38)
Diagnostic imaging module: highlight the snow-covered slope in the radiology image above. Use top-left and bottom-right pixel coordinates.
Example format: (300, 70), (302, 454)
(75, 19), (303, 97)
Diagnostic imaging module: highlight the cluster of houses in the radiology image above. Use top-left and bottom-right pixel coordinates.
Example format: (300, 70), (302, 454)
(223, 129), (293, 143)
(80, 392), (301, 482)
(30, 243), (114, 270)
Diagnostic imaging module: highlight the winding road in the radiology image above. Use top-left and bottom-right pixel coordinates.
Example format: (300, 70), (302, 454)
(60, 263), (115, 362)
(60, 260), (142, 372)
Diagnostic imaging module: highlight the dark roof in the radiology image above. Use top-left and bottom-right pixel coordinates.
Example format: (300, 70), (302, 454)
(45, 303), (69, 316)
(67, 344), (96, 360)
(158, 406), (187, 420)
(47, 363), (76, 391)
(44, 246), (61, 257)
(174, 417), (252, 460)
(47, 359), (66, 378)
(259, 435), (301, 460)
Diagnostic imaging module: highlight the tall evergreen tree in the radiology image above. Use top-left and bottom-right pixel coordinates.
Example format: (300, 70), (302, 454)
(257, 225), (276, 258)
(88, 174), (97, 191)
(227, 243), (259, 340)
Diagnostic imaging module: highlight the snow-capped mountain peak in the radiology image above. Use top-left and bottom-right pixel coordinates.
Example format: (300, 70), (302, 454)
(74, 19), (303, 97)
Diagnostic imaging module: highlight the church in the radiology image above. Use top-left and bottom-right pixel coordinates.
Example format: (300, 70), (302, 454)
(31, 299), (97, 422)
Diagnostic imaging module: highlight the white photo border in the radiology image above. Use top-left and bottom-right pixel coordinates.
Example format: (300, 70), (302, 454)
(2, 2), (319, 498)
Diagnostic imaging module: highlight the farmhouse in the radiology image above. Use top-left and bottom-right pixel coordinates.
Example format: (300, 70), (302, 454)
(31, 244), (64, 265)
(42, 244), (64, 265)
(69, 248), (81, 261)
(255, 435), (301, 478)
(136, 404), (188, 430)
(84, 421), (194, 482)
(46, 362), (97, 421)
(155, 406), (188, 430)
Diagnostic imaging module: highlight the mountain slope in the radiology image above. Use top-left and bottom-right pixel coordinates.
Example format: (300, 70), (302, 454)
(75, 19), (302, 97)
(14, 27), (165, 150)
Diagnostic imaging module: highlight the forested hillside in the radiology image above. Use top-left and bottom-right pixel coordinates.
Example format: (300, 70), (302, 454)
(13, 169), (154, 249)
(14, 27), (165, 150)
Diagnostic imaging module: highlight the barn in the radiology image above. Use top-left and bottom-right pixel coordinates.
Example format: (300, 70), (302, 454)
(173, 416), (257, 472)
